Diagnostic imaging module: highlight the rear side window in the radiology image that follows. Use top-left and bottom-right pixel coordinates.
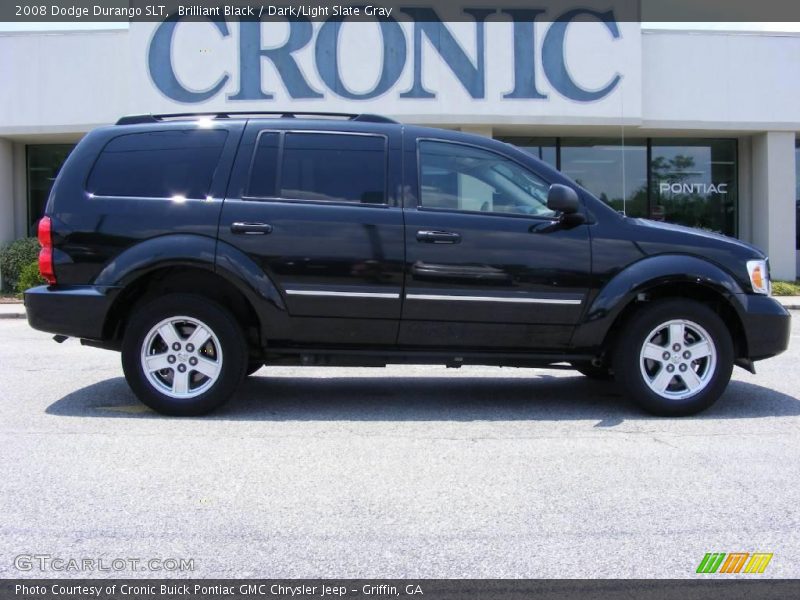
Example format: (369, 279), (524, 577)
(87, 129), (228, 198)
(280, 133), (386, 204)
(247, 132), (280, 197)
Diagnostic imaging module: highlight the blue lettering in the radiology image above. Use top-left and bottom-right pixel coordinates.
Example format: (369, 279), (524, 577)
(541, 8), (621, 102)
(149, 17), (229, 103)
(315, 15), (406, 100)
(501, 9), (547, 99)
(146, 9), (623, 104)
(399, 7), (493, 99)
(228, 18), (322, 100)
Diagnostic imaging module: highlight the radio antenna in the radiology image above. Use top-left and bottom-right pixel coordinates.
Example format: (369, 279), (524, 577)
(620, 77), (627, 216)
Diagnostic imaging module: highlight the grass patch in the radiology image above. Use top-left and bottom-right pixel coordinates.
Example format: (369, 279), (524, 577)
(772, 280), (800, 296)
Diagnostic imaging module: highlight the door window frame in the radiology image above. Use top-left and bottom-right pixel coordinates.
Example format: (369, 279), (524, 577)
(414, 137), (561, 223)
(242, 129), (391, 208)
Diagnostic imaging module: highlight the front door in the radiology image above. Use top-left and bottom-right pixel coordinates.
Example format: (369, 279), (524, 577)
(219, 125), (404, 345)
(399, 138), (591, 349)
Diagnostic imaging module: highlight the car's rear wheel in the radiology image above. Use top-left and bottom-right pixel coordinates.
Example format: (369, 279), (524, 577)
(121, 294), (248, 415)
(614, 299), (734, 416)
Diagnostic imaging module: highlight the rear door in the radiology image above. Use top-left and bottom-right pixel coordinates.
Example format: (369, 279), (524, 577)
(399, 136), (591, 349)
(218, 122), (405, 345)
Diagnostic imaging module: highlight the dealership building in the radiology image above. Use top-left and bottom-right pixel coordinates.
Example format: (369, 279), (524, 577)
(1, 14), (799, 282)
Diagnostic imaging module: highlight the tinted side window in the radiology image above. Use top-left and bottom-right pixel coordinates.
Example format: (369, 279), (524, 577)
(418, 141), (555, 218)
(280, 133), (386, 204)
(87, 129), (228, 198)
(247, 132), (280, 197)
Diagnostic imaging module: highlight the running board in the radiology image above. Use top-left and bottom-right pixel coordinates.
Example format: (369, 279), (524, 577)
(264, 347), (595, 369)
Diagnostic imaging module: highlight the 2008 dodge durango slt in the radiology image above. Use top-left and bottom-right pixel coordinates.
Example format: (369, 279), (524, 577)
(25, 112), (791, 416)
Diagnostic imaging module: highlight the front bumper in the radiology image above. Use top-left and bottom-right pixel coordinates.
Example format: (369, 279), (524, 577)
(737, 293), (791, 360)
(24, 285), (119, 340)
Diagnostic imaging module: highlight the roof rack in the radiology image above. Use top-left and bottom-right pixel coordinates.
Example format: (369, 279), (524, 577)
(116, 111), (398, 125)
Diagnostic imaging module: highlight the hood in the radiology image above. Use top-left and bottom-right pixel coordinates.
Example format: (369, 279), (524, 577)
(631, 218), (765, 258)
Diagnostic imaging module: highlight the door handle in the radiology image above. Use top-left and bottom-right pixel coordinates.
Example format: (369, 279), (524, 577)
(529, 221), (559, 234)
(231, 222), (273, 235)
(416, 230), (461, 244)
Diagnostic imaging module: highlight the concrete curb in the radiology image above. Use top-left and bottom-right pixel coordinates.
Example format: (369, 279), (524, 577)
(0, 302), (25, 319)
(775, 296), (800, 310)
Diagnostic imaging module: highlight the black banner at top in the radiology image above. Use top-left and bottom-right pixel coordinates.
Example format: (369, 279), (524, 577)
(2, 0), (800, 23)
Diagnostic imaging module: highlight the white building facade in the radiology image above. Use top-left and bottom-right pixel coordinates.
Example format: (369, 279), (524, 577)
(1, 16), (798, 279)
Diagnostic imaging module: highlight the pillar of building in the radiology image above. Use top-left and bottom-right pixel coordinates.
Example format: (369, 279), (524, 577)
(0, 138), (15, 290)
(750, 131), (797, 281)
(0, 139), (13, 244)
(460, 125), (494, 138)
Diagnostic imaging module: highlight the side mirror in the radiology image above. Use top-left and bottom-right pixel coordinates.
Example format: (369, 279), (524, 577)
(529, 184), (586, 233)
(547, 184), (581, 214)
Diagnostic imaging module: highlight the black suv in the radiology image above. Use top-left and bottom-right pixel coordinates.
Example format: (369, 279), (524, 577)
(25, 112), (790, 416)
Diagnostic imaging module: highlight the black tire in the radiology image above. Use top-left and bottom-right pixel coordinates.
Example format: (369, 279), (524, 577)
(572, 362), (614, 381)
(121, 293), (248, 416)
(246, 360), (263, 376)
(614, 299), (734, 416)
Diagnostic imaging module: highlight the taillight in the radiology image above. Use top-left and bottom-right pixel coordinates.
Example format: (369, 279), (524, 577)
(37, 216), (56, 285)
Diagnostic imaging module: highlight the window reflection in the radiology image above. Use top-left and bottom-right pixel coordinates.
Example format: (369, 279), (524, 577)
(419, 141), (555, 217)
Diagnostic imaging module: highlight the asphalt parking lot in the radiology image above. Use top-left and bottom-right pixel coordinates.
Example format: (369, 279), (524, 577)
(1, 315), (799, 579)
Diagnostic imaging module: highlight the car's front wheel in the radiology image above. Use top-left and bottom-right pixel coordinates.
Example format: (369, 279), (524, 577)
(614, 299), (734, 416)
(121, 294), (248, 415)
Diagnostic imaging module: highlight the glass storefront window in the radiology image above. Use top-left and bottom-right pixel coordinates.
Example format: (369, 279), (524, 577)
(650, 139), (737, 236)
(795, 140), (799, 250)
(499, 137), (557, 169)
(560, 138), (648, 217)
(26, 144), (74, 234)
(498, 136), (739, 237)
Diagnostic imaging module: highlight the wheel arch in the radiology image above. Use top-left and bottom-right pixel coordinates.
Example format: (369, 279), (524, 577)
(103, 266), (262, 351)
(600, 281), (748, 363)
(95, 234), (290, 350)
(572, 254), (749, 360)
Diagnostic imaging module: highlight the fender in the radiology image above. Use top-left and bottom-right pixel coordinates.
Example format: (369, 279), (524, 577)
(571, 254), (747, 349)
(95, 233), (290, 340)
(94, 233), (218, 288)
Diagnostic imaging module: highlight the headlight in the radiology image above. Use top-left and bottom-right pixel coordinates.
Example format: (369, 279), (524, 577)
(746, 259), (770, 295)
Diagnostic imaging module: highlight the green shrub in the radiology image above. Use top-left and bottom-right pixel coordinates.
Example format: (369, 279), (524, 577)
(16, 260), (46, 294)
(0, 237), (41, 293)
(771, 280), (800, 296)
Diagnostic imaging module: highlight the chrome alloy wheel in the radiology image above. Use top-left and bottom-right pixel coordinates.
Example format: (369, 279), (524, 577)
(140, 316), (223, 399)
(638, 319), (717, 400)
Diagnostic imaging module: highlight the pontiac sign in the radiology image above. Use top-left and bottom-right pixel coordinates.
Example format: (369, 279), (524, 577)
(659, 183), (730, 195)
